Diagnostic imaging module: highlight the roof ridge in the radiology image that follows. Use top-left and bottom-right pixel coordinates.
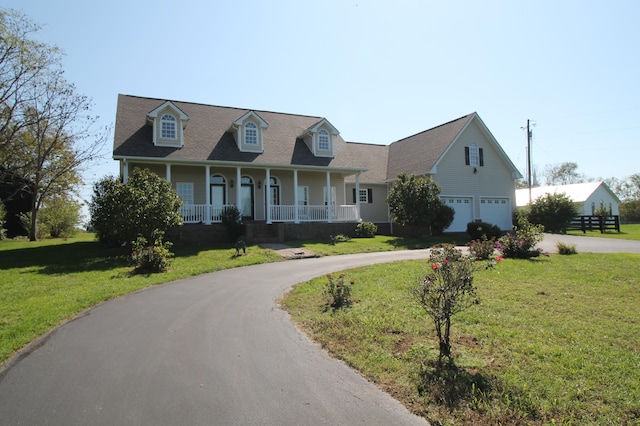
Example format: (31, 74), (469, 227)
(390, 112), (475, 144)
(120, 94), (324, 120)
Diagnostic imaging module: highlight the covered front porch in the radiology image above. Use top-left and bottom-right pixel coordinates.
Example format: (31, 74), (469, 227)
(121, 159), (363, 225)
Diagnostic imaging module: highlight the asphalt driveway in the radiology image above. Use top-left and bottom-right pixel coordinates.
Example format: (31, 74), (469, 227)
(1, 234), (637, 425)
(0, 250), (431, 426)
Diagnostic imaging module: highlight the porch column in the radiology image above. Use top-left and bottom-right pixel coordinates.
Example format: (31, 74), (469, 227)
(326, 171), (332, 223)
(355, 172), (361, 221)
(235, 167), (242, 213)
(205, 166), (211, 224)
(265, 168), (272, 224)
(122, 160), (129, 183)
(293, 169), (299, 224)
(165, 164), (171, 183)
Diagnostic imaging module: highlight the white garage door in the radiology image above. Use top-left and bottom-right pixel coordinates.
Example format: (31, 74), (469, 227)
(480, 197), (512, 230)
(441, 197), (474, 232)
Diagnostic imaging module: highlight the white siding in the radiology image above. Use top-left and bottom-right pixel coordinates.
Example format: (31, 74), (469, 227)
(433, 120), (517, 229)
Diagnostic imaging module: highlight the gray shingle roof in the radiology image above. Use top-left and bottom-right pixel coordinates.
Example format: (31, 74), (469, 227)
(113, 95), (480, 183)
(386, 114), (474, 180)
(113, 94), (366, 171)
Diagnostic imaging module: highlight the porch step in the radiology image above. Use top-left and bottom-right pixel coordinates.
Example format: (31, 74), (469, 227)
(245, 222), (284, 244)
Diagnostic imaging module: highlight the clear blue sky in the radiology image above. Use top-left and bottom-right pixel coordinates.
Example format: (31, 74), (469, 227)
(6, 0), (640, 205)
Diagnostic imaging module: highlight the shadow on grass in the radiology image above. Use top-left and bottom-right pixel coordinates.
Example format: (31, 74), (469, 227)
(0, 241), (130, 274)
(418, 359), (493, 410)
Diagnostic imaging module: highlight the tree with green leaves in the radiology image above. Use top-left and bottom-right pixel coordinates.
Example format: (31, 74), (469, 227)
(0, 8), (107, 240)
(90, 168), (183, 246)
(39, 194), (82, 238)
(386, 173), (454, 235)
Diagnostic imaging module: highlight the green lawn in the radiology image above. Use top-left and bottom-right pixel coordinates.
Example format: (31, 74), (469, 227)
(282, 254), (640, 425)
(567, 222), (640, 240)
(2, 231), (639, 424)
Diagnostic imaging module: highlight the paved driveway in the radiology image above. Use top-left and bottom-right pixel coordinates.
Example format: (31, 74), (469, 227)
(1, 235), (637, 425)
(538, 233), (640, 253)
(0, 251), (431, 426)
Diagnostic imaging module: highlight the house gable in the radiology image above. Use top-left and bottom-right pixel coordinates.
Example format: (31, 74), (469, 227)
(434, 113), (522, 180)
(146, 101), (189, 148)
(230, 111), (269, 153)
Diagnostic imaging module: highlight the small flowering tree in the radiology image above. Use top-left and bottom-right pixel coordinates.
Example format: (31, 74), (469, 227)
(411, 244), (498, 362)
(324, 273), (355, 308)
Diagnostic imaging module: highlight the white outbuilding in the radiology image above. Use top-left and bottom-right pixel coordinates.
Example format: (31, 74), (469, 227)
(516, 182), (620, 216)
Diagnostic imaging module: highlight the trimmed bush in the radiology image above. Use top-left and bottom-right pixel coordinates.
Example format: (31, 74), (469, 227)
(466, 221), (502, 240)
(355, 221), (377, 238)
(131, 233), (174, 273)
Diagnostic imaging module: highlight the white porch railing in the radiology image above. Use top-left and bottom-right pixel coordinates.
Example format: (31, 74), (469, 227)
(270, 205), (358, 223)
(180, 204), (359, 223)
(180, 204), (236, 224)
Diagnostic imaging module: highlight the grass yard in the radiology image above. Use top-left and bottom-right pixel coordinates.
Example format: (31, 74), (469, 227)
(285, 232), (470, 256)
(282, 254), (640, 425)
(567, 222), (640, 240)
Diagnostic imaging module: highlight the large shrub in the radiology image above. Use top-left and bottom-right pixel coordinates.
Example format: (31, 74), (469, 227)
(528, 193), (579, 234)
(90, 168), (183, 246)
(386, 173), (454, 234)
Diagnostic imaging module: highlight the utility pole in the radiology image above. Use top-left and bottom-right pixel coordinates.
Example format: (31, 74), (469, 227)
(527, 119), (532, 203)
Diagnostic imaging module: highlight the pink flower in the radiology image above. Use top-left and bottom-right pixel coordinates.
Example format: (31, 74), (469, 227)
(444, 259), (450, 264)
(432, 264), (439, 270)
(496, 256), (503, 262)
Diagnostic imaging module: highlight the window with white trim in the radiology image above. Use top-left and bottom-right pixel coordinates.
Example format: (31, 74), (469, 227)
(469, 142), (479, 166)
(176, 182), (194, 205)
(244, 122), (258, 145)
(465, 142), (484, 167)
(161, 114), (177, 139)
(359, 189), (369, 203)
(318, 129), (330, 151)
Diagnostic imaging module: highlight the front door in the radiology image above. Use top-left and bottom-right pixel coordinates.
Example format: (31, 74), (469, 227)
(240, 176), (254, 219)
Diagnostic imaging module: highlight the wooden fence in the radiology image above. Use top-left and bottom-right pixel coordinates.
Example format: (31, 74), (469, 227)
(568, 215), (620, 233)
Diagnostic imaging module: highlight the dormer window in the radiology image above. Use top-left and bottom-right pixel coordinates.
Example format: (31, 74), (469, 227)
(147, 101), (189, 148)
(232, 111), (268, 153)
(245, 122), (258, 145)
(318, 129), (330, 151)
(301, 118), (339, 158)
(161, 114), (177, 139)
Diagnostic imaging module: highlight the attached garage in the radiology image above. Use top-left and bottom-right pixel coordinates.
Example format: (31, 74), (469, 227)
(441, 196), (474, 232)
(479, 197), (512, 230)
